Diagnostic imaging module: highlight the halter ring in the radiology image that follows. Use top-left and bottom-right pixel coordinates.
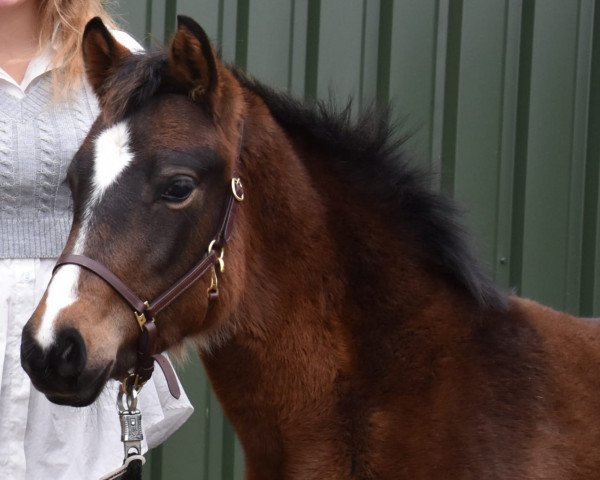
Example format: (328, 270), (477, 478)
(207, 240), (225, 273)
(118, 380), (140, 411)
(231, 178), (244, 201)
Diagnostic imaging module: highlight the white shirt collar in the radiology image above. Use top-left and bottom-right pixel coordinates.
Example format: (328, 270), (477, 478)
(0, 38), (56, 100)
(0, 28), (141, 101)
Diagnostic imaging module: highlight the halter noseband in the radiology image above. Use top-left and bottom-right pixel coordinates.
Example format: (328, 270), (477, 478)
(52, 131), (245, 398)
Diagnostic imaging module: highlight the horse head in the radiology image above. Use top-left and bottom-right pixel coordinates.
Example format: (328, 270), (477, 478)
(21, 16), (245, 406)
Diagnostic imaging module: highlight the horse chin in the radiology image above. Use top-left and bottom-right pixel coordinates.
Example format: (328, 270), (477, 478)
(38, 362), (114, 408)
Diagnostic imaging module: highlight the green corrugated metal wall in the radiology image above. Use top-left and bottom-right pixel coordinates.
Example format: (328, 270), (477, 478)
(108, 1), (600, 478)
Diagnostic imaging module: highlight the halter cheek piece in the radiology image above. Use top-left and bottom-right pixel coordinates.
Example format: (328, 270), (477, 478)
(51, 135), (245, 399)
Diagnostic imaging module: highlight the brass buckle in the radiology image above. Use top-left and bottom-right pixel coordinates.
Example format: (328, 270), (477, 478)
(207, 265), (219, 295)
(134, 301), (151, 331)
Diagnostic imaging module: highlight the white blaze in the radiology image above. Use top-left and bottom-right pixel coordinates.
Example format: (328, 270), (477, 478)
(91, 122), (134, 204)
(36, 121), (134, 348)
(36, 265), (80, 348)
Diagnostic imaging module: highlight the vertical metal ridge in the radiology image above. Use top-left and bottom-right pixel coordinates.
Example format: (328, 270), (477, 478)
(376, 0), (393, 105)
(217, 0), (225, 53)
(149, 444), (163, 480)
(580, 0), (600, 315)
(144, 0), (154, 49)
(233, 438), (244, 479)
(206, 390), (225, 479)
(439, 0), (463, 195)
(508, 0), (535, 294)
(304, 0), (321, 100)
(287, 0), (296, 92)
(358, 0), (368, 111)
(289, 0), (308, 96)
(565, 0), (594, 313)
(221, 421), (237, 480)
(235, 0), (249, 69)
(220, 0), (238, 62)
(164, 0), (177, 42)
(430, 0), (450, 190)
(494, 0), (522, 288)
(201, 369), (213, 480)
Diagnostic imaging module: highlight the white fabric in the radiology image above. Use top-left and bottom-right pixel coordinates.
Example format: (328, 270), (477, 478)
(0, 259), (194, 480)
(0, 31), (193, 480)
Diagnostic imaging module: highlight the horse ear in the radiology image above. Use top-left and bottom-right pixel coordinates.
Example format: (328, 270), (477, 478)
(168, 16), (219, 102)
(82, 17), (131, 97)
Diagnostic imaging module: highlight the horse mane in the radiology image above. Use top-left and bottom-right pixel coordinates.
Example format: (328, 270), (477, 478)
(234, 70), (507, 312)
(98, 51), (506, 311)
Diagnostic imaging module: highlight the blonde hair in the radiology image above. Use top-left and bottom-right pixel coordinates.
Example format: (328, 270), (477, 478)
(37, 0), (118, 99)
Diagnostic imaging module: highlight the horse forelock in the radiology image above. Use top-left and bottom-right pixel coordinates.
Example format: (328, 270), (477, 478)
(98, 51), (168, 124)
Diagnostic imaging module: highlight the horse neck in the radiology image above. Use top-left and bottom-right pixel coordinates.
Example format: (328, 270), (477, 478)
(200, 95), (481, 468)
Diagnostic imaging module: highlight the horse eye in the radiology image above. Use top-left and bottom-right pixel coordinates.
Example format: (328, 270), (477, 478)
(161, 176), (196, 202)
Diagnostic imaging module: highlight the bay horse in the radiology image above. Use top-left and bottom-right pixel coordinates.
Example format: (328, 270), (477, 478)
(21, 15), (600, 479)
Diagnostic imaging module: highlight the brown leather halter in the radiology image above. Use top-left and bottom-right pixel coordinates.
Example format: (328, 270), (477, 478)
(52, 132), (245, 399)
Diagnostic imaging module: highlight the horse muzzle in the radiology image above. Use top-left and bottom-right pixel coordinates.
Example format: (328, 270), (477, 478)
(20, 324), (111, 406)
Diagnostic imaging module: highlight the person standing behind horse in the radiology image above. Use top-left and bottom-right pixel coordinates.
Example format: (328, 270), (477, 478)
(0, 1), (193, 478)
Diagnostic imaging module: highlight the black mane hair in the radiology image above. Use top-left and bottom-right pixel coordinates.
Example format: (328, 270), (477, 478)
(99, 50), (506, 311)
(233, 70), (506, 311)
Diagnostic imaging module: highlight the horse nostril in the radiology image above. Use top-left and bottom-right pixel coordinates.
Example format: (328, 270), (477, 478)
(51, 328), (87, 380)
(20, 324), (44, 377)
